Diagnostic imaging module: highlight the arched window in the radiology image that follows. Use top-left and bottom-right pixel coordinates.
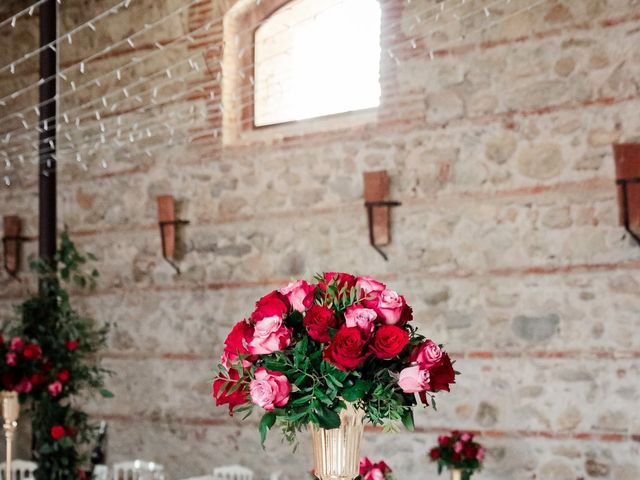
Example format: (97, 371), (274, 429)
(253, 0), (381, 127)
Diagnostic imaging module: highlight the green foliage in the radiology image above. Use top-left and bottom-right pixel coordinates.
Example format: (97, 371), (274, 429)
(2, 230), (111, 480)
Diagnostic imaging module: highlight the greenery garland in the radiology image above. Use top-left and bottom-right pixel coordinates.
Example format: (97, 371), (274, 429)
(1, 231), (112, 480)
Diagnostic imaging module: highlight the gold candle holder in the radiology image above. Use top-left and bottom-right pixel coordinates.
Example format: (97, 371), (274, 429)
(1, 391), (20, 480)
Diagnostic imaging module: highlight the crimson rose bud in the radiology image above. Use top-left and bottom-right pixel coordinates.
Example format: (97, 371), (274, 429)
(57, 369), (70, 382)
(370, 325), (409, 359)
(463, 444), (478, 459)
(66, 339), (79, 351)
(429, 448), (440, 460)
(428, 353), (456, 392)
(51, 425), (66, 441)
(30, 373), (45, 386)
(23, 344), (42, 360)
(303, 305), (337, 343)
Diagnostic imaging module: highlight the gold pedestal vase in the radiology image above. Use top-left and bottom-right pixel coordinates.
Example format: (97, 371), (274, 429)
(1, 391), (20, 480)
(310, 403), (364, 480)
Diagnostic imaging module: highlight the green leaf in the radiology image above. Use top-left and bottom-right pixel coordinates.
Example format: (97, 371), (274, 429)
(59, 436), (74, 448)
(315, 405), (341, 429)
(259, 411), (277, 446)
(342, 380), (372, 402)
(100, 389), (114, 398)
(400, 409), (415, 431)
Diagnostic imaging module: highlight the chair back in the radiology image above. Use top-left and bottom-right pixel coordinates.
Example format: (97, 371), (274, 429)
(212, 465), (254, 480)
(0, 460), (38, 480)
(113, 460), (165, 480)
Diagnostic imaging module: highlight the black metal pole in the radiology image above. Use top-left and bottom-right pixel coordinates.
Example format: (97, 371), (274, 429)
(38, 0), (57, 267)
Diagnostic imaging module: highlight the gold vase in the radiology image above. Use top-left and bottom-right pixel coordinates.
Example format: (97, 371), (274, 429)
(449, 468), (464, 480)
(310, 403), (364, 480)
(1, 391), (20, 480)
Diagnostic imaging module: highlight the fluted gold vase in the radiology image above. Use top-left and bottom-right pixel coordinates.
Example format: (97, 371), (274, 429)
(310, 403), (364, 480)
(1, 391), (20, 480)
(449, 469), (468, 480)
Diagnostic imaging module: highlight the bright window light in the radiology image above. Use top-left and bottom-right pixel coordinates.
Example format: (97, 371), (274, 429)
(254, 0), (381, 127)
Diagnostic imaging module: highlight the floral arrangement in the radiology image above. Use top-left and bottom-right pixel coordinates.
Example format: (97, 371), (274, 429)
(212, 272), (457, 444)
(359, 457), (394, 480)
(429, 431), (485, 479)
(1, 232), (111, 480)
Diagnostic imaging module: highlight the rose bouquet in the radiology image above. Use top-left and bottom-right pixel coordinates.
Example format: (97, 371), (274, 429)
(359, 457), (394, 480)
(212, 272), (457, 445)
(429, 431), (485, 479)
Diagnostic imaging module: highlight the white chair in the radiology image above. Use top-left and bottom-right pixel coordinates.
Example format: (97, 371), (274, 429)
(113, 460), (165, 480)
(0, 459), (38, 480)
(212, 465), (254, 480)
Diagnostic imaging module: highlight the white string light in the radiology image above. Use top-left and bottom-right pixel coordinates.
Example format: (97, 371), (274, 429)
(0, 0), (206, 109)
(4, 0), (544, 165)
(0, 0), (47, 30)
(2, 0), (551, 185)
(0, 0), (131, 76)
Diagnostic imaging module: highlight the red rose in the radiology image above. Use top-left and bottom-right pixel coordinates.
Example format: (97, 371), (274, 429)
(66, 339), (79, 350)
(57, 369), (70, 382)
(212, 368), (249, 415)
(370, 325), (409, 359)
(322, 272), (357, 291)
(51, 425), (66, 441)
(251, 291), (289, 321)
(221, 320), (255, 367)
(30, 373), (45, 386)
(427, 353), (456, 392)
(303, 305), (337, 343)
(23, 344), (43, 360)
(429, 448), (440, 460)
(438, 435), (451, 446)
(452, 452), (461, 463)
(323, 326), (369, 370)
(463, 444), (478, 459)
(400, 304), (413, 323)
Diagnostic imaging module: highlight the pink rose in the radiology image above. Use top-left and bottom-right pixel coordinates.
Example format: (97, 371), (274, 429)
(6, 352), (18, 366)
(248, 316), (291, 355)
(344, 305), (377, 336)
(369, 290), (406, 325)
(359, 457), (373, 475)
(249, 368), (291, 411)
(363, 468), (385, 480)
(48, 381), (63, 397)
(398, 365), (430, 393)
(355, 276), (386, 296)
(477, 447), (486, 461)
(461, 432), (471, 442)
(10, 337), (25, 351)
(413, 340), (443, 368)
(280, 280), (315, 312)
(15, 378), (33, 394)
(454, 441), (463, 453)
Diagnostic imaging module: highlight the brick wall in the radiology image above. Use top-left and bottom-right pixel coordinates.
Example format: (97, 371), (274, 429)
(1, 0), (640, 479)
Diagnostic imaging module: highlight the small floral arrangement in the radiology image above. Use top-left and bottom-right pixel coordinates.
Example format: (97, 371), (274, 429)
(1, 334), (78, 397)
(359, 457), (394, 480)
(429, 431), (485, 479)
(0, 232), (111, 480)
(212, 272), (457, 444)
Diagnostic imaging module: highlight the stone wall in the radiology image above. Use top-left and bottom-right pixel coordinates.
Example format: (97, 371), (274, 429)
(1, 0), (640, 479)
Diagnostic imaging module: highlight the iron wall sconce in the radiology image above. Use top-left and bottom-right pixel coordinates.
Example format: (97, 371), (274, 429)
(363, 171), (401, 261)
(613, 143), (640, 246)
(157, 195), (189, 274)
(2, 216), (27, 277)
